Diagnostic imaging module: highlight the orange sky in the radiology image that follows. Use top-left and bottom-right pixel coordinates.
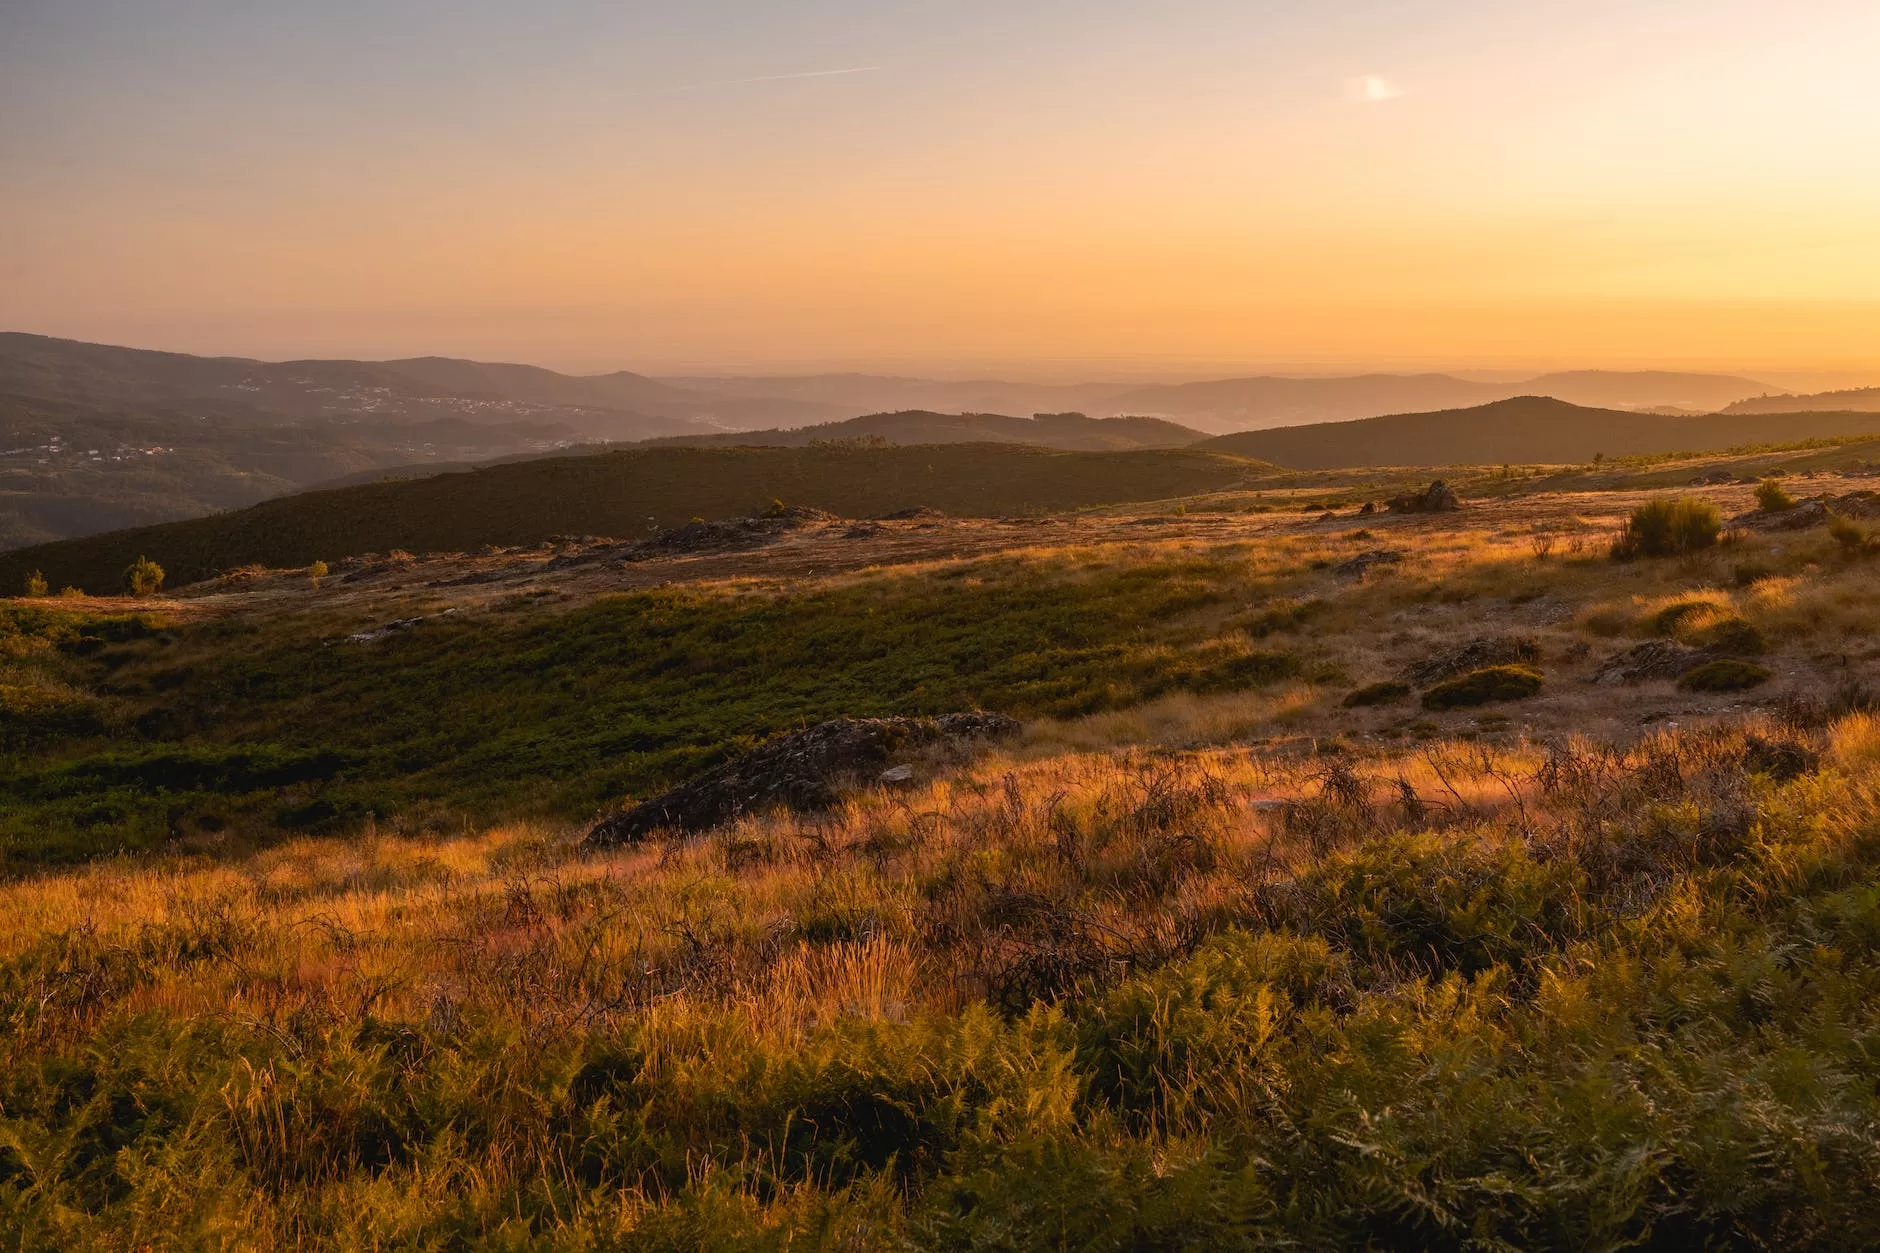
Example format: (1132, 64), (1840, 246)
(4, 1), (1879, 376)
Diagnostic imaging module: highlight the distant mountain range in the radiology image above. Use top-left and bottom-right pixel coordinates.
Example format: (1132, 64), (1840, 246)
(666, 369), (1779, 434)
(0, 330), (1853, 549)
(1200, 396), (1880, 468)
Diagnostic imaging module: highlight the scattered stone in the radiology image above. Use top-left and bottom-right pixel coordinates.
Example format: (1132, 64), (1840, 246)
(1830, 491), (1880, 520)
(1357, 502), (1377, 516)
(427, 571), (503, 588)
(843, 523), (884, 539)
(1388, 480), (1462, 514)
(1731, 499), (1830, 531)
(1406, 634), (1540, 686)
(879, 506), (946, 521)
(879, 764), (916, 784)
(584, 713), (1021, 845)
(1594, 640), (1713, 685)
(1332, 549), (1405, 577)
(624, 507), (831, 562)
(342, 609), (458, 645)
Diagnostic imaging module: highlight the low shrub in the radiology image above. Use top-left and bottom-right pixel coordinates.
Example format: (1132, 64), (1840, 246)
(1238, 597), (1323, 638)
(1687, 615), (1766, 656)
(1754, 478), (1797, 512)
(1829, 515), (1879, 557)
(1612, 497), (1722, 559)
(1652, 600), (1715, 635)
(1422, 664), (1543, 710)
(1733, 561), (1775, 587)
(1343, 680), (1410, 707)
(1678, 659), (1773, 692)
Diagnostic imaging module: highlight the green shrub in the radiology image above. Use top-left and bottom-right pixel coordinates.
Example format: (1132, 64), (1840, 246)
(1687, 615), (1766, 656)
(1612, 496), (1722, 559)
(1652, 600), (1713, 635)
(1829, 516), (1877, 557)
(1678, 659), (1773, 692)
(1343, 680), (1410, 707)
(1422, 664), (1543, 710)
(1754, 478), (1797, 512)
(123, 555), (165, 597)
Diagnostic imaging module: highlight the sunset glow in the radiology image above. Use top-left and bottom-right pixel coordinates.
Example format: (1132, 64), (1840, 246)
(5, 0), (1880, 373)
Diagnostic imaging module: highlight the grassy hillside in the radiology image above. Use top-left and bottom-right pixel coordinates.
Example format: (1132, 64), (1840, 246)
(11, 472), (1880, 1243)
(0, 443), (1260, 592)
(1203, 396), (1880, 468)
(0, 552), (1304, 865)
(650, 409), (1207, 451)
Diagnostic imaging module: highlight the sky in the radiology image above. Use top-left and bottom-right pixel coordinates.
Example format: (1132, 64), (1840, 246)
(4, 0), (1880, 378)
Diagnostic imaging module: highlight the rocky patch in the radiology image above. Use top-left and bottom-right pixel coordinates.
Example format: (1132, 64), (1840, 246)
(585, 712), (1021, 845)
(1389, 480), (1462, 514)
(1593, 640), (1713, 685)
(1406, 634), (1540, 686)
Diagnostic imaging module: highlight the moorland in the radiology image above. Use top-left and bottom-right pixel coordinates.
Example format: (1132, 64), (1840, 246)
(7, 427), (1880, 1245)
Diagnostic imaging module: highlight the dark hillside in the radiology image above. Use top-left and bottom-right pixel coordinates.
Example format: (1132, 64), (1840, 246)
(1721, 387), (1880, 416)
(0, 442), (1261, 591)
(651, 409), (1207, 451)
(1202, 397), (1880, 468)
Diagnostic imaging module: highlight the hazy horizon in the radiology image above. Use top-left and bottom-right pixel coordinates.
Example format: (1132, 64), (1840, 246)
(9, 326), (1880, 396)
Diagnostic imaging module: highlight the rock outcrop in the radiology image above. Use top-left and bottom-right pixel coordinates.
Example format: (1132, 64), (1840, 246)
(585, 713), (1020, 845)
(1388, 480), (1462, 514)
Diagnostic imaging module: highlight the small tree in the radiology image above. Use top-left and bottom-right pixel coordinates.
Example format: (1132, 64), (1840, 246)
(23, 570), (47, 597)
(124, 555), (165, 597)
(309, 559), (329, 587)
(1754, 478), (1796, 512)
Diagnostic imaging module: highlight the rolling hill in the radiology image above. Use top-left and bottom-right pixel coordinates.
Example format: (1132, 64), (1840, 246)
(0, 332), (831, 436)
(649, 409), (1207, 451)
(1199, 397), (1880, 468)
(667, 369), (1775, 434)
(1720, 387), (1880, 416)
(1095, 370), (1772, 433)
(0, 442), (1264, 592)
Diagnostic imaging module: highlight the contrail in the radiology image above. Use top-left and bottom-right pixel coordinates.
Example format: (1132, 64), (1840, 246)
(661, 66), (882, 93)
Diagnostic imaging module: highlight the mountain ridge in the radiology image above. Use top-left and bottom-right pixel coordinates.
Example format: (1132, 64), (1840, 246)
(1200, 396), (1880, 468)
